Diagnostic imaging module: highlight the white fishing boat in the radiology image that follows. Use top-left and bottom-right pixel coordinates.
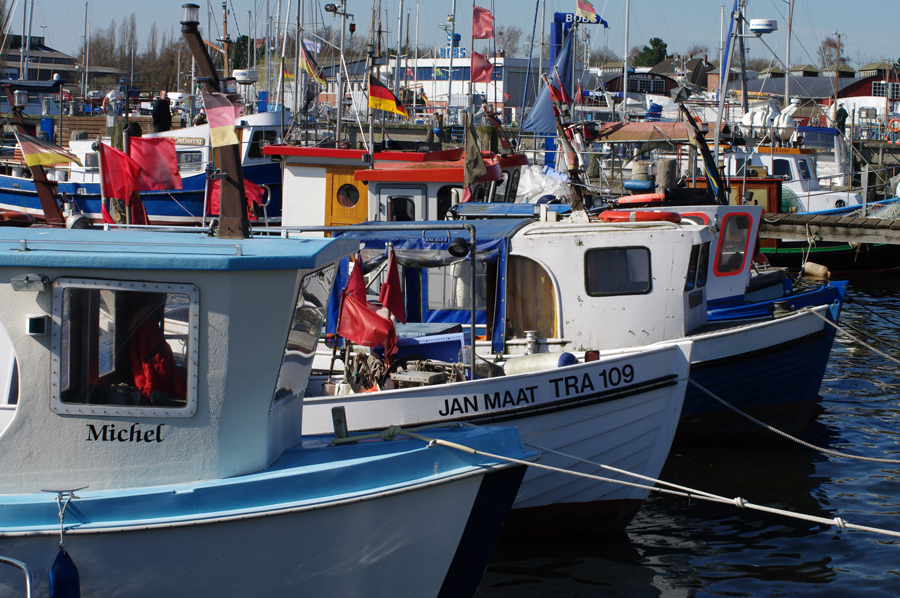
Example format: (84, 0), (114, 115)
(0, 225), (534, 598)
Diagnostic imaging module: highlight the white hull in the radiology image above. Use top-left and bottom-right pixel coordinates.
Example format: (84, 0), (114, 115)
(0, 472), (490, 598)
(304, 343), (691, 518)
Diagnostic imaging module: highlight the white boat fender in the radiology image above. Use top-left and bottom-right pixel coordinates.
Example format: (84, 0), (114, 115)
(801, 261), (830, 279)
(503, 352), (578, 375)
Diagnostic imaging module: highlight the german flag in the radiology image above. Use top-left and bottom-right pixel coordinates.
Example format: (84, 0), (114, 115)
(299, 42), (326, 86)
(369, 76), (408, 119)
(15, 133), (82, 167)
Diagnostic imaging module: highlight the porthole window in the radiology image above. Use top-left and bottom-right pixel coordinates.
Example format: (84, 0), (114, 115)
(336, 184), (360, 208)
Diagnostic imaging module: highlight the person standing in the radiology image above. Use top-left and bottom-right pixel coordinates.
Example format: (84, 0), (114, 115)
(152, 90), (172, 133)
(835, 104), (849, 135)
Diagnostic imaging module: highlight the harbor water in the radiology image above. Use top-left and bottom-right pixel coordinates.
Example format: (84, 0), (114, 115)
(477, 277), (900, 597)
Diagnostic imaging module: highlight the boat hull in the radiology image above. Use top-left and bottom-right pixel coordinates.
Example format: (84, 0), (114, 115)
(0, 428), (529, 598)
(761, 241), (900, 275)
(0, 162), (283, 226)
(677, 306), (839, 443)
(304, 343), (691, 533)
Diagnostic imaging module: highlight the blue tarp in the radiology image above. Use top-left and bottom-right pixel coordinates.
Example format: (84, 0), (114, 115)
(521, 30), (574, 134)
(331, 220), (531, 353)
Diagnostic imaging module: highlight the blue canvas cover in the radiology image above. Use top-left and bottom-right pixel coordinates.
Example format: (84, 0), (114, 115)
(328, 219), (530, 353)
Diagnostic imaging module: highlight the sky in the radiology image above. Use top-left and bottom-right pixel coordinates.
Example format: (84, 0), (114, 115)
(21, 0), (900, 70)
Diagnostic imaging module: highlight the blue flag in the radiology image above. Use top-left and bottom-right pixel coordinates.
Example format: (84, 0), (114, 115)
(522, 31), (574, 134)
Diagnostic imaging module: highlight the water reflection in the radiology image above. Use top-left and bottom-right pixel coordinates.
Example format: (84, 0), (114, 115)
(477, 280), (900, 597)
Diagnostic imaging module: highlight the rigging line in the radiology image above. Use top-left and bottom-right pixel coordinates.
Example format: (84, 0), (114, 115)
(653, 0), (673, 51)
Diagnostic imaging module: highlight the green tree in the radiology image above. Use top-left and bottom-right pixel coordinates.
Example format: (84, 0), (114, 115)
(632, 37), (667, 67)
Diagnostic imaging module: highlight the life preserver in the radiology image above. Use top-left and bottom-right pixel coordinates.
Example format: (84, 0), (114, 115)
(889, 118), (900, 133)
(0, 209), (35, 227)
(616, 193), (665, 206)
(678, 211), (711, 225)
(597, 210), (682, 224)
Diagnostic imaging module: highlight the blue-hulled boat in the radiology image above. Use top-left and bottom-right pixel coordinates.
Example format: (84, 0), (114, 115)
(0, 225), (533, 597)
(0, 111), (285, 226)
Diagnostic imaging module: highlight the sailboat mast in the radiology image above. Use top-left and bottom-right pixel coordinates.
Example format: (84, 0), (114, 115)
(222, 2), (230, 79)
(784, 0), (792, 107)
(393, 0), (403, 98)
(621, 0), (629, 122)
(447, 0), (457, 118)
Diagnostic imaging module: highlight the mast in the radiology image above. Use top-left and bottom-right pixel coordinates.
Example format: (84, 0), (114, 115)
(413, 2), (419, 113)
(737, 2), (748, 114)
(222, 2), (230, 78)
(393, 0), (403, 98)
(81, 2), (88, 98)
(621, 0), (629, 121)
(833, 32), (840, 118)
(295, 0), (303, 117)
(447, 0), (457, 117)
(20, 0), (28, 77)
(784, 0), (792, 107)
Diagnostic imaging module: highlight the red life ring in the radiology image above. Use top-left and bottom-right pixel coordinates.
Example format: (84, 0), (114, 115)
(890, 118), (900, 133)
(616, 192), (665, 206)
(597, 210), (682, 224)
(0, 209), (35, 227)
(678, 211), (711, 225)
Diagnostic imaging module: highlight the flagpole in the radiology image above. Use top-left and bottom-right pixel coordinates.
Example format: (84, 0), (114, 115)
(468, 0), (475, 106)
(413, 2), (419, 115)
(447, 0), (456, 120)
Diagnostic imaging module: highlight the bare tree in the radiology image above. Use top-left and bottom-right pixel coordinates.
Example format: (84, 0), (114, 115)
(495, 25), (523, 58)
(817, 35), (847, 70)
(684, 44), (709, 59)
(591, 46), (619, 66)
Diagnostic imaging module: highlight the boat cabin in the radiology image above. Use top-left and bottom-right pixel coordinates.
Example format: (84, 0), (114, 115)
(0, 227), (356, 493)
(335, 211), (714, 355)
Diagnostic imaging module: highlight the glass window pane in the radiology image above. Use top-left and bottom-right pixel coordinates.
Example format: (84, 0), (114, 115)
(773, 159), (792, 179)
(715, 214), (751, 274)
(426, 261), (487, 311)
(584, 247), (652, 296)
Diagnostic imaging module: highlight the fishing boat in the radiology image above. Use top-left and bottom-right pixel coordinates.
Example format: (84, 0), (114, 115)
(0, 109), (286, 226)
(311, 204), (844, 444)
(0, 225), (533, 597)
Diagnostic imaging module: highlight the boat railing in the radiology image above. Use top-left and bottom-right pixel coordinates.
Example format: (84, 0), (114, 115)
(0, 555), (34, 598)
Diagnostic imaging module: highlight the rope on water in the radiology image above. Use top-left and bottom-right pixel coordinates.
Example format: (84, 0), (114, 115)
(688, 379), (900, 464)
(849, 297), (900, 330)
(801, 306), (900, 367)
(414, 433), (900, 539)
(339, 421), (900, 537)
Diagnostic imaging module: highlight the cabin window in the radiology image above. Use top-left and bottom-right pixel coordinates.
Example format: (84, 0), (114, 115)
(684, 242), (711, 291)
(247, 130), (278, 160)
(773, 159), (792, 180)
(734, 157), (747, 177)
(473, 184), (486, 201)
(584, 247), (651, 296)
(426, 261), (487, 311)
(387, 196), (415, 221)
(713, 213), (752, 276)
(50, 279), (199, 418)
(697, 241), (711, 287)
(272, 264), (337, 411)
(84, 153), (99, 170)
(493, 172), (509, 203)
(437, 185), (460, 220)
(506, 255), (558, 339)
(507, 169), (520, 202)
(797, 159), (811, 180)
(177, 151), (203, 172)
(336, 184), (360, 208)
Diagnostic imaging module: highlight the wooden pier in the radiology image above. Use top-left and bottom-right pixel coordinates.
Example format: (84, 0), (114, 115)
(759, 213), (900, 245)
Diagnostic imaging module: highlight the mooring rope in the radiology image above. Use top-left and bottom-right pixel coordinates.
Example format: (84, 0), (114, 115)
(333, 422), (900, 538)
(688, 379), (900, 464)
(416, 433), (900, 539)
(801, 306), (900, 367)
(850, 297), (900, 330)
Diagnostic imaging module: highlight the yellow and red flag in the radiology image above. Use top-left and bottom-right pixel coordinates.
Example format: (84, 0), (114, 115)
(202, 92), (243, 147)
(575, 0), (597, 21)
(15, 133), (82, 167)
(368, 75), (408, 119)
(299, 42), (327, 86)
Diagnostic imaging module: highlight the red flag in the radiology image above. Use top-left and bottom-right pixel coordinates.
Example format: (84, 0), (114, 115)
(99, 143), (141, 203)
(473, 6), (494, 39)
(555, 68), (573, 106)
(208, 179), (266, 221)
(471, 52), (494, 83)
(130, 137), (183, 191)
(378, 251), (406, 324)
(460, 185), (474, 203)
(345, 253), (367, 301)
(338, 292), (398, 357)
(576, 81), (583, 105)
